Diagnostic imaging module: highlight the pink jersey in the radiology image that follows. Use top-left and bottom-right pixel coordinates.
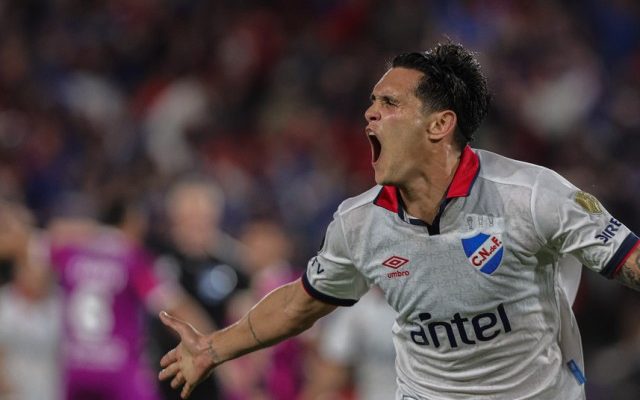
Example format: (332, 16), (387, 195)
(47, 227), (168, 400)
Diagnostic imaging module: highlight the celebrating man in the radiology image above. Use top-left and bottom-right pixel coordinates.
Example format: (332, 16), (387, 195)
(158, 43), (640, 400)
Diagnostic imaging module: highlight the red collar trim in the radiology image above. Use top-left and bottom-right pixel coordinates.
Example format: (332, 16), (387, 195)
(373, 185), (399, 213)
(373, 146), (479, 212)
(446, 145), (480, 199)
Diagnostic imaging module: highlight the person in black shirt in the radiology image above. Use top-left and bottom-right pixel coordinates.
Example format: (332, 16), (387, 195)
(151, 179), (249, 400)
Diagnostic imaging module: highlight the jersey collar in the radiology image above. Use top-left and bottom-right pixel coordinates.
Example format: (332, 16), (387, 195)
(373, 145), (480, 213)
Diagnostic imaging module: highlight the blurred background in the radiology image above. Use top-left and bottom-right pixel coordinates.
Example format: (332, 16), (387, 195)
(0, 0), (639, 399)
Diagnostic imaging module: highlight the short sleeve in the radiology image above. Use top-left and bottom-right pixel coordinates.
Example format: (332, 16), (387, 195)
(532, 169), (639, 278)
(302, 213), (370, 306)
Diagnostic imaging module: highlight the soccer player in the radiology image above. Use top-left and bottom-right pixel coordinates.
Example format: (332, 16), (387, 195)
(157, 43), (640, 399)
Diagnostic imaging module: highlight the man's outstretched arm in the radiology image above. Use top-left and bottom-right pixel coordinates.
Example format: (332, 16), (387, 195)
(158, 277), (337, 399)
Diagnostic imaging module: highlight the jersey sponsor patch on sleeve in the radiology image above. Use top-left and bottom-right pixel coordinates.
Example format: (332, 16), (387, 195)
(574, 191), (602, 214)
(595, 218), (622, 243)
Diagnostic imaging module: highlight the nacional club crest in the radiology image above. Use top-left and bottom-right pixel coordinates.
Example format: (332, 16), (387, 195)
(461, 232), (504, 275)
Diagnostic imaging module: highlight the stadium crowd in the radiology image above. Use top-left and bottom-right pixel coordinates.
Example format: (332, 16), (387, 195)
(0, 0), (639, 399)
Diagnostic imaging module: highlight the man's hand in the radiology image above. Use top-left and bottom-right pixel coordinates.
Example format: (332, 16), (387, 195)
(158, 311), (218, 399)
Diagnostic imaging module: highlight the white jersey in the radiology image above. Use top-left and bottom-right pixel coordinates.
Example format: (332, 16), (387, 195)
(303, 146), (639, 400)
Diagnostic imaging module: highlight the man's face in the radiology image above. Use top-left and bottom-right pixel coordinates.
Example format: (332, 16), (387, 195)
(168, 185), (221, 255)
(364, 67), (432, 186)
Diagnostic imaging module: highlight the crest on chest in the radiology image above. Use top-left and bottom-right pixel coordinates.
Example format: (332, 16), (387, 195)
(461, 232), (504, 275)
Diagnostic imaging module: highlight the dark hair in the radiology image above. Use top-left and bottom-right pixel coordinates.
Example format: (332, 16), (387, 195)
(391, 43), (491, 148)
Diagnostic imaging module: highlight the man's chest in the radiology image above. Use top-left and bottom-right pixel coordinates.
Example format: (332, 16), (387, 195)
(352, 213), (543, 319)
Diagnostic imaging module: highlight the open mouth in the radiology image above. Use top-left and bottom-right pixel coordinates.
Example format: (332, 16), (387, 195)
(368, 133), (381, 163)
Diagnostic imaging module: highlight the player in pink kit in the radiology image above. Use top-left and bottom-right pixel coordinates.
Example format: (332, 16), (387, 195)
(49, 224), (166, 400)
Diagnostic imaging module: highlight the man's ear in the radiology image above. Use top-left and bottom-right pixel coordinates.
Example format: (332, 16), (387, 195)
(427, 110), (457, 141)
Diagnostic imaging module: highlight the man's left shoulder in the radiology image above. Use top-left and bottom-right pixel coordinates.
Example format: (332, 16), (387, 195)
(475, 148), (557, 189)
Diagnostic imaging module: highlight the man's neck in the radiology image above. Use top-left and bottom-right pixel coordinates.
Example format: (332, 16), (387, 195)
(398, 145), (462, 225)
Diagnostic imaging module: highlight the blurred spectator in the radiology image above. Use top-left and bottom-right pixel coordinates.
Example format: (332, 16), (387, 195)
(0, 241), (62, 400)
(302, 288), (397, 400)
(143, 78), (211, 176)
(240, 218), (300, 298)
(150, 178), (249, 400)
(221, 218), (306, 400)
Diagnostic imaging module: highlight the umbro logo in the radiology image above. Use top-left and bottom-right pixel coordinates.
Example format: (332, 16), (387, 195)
(382, 256), (409, 269)
(383, 256), (410, 278)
